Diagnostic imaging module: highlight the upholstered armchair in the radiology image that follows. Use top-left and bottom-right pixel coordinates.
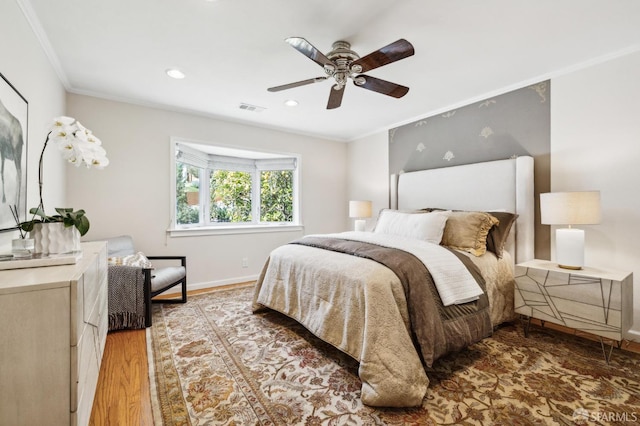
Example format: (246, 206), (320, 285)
(106, 235), (187, 329)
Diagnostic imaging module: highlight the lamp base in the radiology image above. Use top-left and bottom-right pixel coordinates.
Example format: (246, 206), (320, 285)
(354, 219), (366, 232)
(557, 264), (583, 270)
(555, 228), (585, 270)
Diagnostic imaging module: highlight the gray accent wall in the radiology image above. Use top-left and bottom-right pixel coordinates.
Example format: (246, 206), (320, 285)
(389, 81), (551, 259)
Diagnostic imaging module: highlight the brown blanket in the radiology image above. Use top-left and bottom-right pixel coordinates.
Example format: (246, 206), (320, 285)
(291, 236), (492, 367)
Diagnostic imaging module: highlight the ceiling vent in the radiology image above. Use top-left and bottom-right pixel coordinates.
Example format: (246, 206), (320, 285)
(238, 103), (266, 113)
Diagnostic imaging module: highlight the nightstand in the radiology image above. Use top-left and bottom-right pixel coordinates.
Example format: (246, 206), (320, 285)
(514, 259), (633, 363)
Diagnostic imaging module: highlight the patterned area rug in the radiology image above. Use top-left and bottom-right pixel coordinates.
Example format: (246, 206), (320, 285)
(147, 284), (640, 425)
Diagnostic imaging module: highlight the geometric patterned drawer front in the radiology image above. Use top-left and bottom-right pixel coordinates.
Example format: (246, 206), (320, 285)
(514, 260), (633, 342)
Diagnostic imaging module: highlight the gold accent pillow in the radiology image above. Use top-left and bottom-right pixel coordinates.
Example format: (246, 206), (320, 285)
(441, 211), (499, 256)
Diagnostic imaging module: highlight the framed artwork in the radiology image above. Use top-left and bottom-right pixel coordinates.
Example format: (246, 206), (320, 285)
(0, 72), (28, 233)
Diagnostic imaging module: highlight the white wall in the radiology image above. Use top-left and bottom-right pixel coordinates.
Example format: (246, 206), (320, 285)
(0, 1), (66, 252)
(346, 132), (389, 230)
(550, 50), (640, 338)
(65, 94), (348, 288)
(348, 50), (640, 338)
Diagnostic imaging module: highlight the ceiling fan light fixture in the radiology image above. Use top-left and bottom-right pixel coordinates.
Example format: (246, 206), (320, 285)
(334, 72), (347, 85)
(166, 68), (185, 79)
(354, 76), (366, 86)
(284, 99), (298, 107)
(323, 64), (336, 74)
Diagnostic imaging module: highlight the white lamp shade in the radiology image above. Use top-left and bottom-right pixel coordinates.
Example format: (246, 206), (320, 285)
(540, 191), (601, 225)
(540, 191), (601, 270)
(349, 200), (372, 219)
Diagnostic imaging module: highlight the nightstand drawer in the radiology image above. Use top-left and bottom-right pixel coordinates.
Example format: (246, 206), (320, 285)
(515, 260), (633, 342)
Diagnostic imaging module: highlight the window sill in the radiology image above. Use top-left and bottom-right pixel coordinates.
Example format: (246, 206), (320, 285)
(167, 224), (304, 237)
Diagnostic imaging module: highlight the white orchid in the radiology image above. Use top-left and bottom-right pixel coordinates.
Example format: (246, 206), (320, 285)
(27, 116), (110, 231)
(48, 116), (109, 169)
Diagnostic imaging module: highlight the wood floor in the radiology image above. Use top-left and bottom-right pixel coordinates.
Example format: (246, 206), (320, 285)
(89, 284), (249, 425)
(89, 329), (153, 425)
(89, 291), (640, 425)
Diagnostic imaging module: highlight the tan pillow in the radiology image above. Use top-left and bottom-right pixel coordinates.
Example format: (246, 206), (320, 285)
(441, 211), (499, 256)
(108, 251), (153, 268)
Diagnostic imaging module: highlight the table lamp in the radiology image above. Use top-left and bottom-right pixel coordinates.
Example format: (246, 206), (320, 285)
(349, 200), (372, 232)
(540, 191), (601, 270)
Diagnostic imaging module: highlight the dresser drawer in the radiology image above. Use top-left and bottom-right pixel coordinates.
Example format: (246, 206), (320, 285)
(73, 274), (85, 344)
(97, 245), (108, 287)
(74, 323), (102, 426)
(515, 260), (632, 342)
(98, 283), (109, 357)
(72, 277), (105, 418)
(72, 251), (104, 344)
(83, 257), (100, 321)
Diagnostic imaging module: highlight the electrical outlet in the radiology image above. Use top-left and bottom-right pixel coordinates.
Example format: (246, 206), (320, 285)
(242, 257), (248, 268)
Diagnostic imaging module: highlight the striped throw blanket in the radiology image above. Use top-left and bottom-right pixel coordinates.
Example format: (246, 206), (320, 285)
(107, 265), (146, 330)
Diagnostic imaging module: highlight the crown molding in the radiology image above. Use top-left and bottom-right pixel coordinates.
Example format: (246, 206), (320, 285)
(15, 0), (71, 89)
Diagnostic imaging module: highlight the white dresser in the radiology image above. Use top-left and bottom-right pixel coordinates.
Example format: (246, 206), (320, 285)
(0, 241), (108, 426)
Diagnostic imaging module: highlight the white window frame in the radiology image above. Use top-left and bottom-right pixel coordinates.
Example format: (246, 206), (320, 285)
(168, 138), (303, 237)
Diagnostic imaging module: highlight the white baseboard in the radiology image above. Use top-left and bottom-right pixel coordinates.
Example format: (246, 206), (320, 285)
(158, 274), (259, 295)
(625, 328), (640, 342)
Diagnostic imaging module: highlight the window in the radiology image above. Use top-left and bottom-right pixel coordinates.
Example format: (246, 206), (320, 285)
(172, 140), (300, 234)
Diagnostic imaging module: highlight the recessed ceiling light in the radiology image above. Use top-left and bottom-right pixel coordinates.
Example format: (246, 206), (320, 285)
(166, 68), (185, 79)
(284, 99), (298, 107)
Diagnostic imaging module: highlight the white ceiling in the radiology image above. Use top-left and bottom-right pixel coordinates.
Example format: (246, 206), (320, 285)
(21, 0), (640, 142)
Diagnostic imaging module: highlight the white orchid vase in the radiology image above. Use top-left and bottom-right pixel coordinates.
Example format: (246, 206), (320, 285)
(36, 116), (109, 217)
(22, 116), (109, 253)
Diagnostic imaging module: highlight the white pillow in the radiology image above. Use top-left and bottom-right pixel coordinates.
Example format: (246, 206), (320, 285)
(374, 210), (451, 243)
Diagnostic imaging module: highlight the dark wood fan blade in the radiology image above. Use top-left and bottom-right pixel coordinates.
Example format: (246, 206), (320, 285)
(327, 84), (345, 109)
(268, 76), (328, 92)
(353, 75), (409, 98)
(285, 37), (334, 69)
(350, 39), (414, 73)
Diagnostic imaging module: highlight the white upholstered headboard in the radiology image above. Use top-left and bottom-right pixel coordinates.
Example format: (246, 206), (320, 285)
(390, 156), (534, 263)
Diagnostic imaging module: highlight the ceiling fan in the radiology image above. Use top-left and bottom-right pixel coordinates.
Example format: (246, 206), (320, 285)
(268, 37), (415, 109)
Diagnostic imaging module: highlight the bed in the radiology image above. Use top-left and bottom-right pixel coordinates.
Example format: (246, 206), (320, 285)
(252, 156), (534, 407)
